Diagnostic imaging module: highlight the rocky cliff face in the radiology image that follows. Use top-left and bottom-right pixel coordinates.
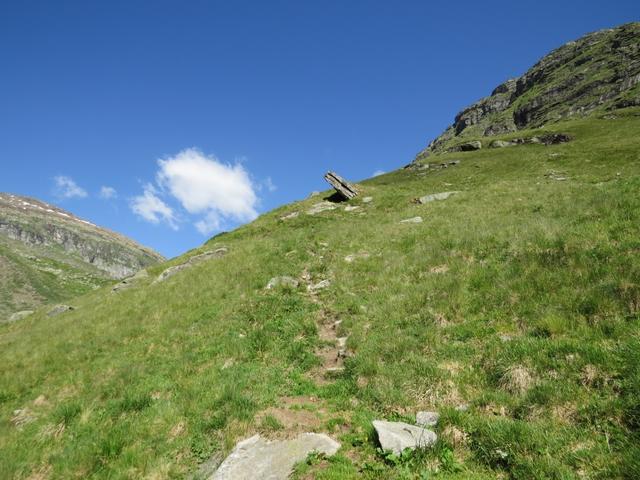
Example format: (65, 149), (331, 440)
(416, 22), (640, 159)
(0, 193), (164, 319)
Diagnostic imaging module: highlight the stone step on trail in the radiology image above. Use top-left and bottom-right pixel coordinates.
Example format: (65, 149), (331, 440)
(211, 433), (340, 480)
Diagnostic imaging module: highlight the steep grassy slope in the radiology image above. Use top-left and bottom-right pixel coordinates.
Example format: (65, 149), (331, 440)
(0, 109), (638, 478)
(416, 22), (640, 158)
(0, 194), (164, 321)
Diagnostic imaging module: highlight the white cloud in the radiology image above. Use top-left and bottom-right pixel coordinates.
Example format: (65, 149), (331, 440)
(53, 175), (88, 199)
(99, 186), (117, 199)
(373, 170), (385, 177)
(130, 183), (177, 230)
(156, 148), (258, 235)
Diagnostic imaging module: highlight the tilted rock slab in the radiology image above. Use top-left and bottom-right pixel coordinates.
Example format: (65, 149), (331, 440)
(211, 433), (340, 480)
(324, 171), (358, 200)
(372, 420), (437, 455)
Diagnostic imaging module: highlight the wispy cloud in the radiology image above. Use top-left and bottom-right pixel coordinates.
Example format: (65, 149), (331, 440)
(373, 170), (385, 177)
(53, 175), (88, 199)
(99, 186), (117, 199)
(156, 148), (259, 235)
(264, 177), (277, 192)
(130, 183), (177, 230)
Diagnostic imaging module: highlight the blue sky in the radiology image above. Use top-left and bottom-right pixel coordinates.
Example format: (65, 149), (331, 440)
(1, 1), (637, 258)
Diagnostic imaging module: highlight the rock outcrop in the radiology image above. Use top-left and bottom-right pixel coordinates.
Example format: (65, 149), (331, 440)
(415, 22), (640, 159)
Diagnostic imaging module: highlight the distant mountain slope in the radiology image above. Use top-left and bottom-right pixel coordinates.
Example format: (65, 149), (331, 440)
(416, 22), (640, 158)
(0, 193), (164, 320)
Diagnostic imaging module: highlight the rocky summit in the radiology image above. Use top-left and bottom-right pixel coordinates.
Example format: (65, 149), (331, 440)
(416, 22), (640, 158)
(0, 193), (163, 320)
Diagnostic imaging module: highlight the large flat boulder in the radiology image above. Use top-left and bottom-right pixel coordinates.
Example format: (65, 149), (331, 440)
(372, 420), (437, 455)
(323, 172), (358, 200)
(211, 433), (340, 480)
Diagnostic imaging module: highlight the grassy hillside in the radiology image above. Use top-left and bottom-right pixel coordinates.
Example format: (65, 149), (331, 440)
(1, 109), (639, 479)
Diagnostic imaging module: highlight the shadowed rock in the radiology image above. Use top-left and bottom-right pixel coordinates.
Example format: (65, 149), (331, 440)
(324, 172), (358, 200)
(211, 433), (340, 480)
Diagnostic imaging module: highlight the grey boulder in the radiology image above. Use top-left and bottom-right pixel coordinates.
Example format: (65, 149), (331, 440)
(211, 433), (340, 480)
(416, 411), (440, 427)
(372, 420), (437, 455)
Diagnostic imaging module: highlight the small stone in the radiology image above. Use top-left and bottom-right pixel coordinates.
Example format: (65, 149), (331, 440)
(372, 420), (437, 455)
(344, 205), (360, 212)
(455, 403), (470, 412)
(212, 433), (340, 480)
(362, 196), (373, 203)
(416, 411), (440, 427)
(400, 216), (423, 224)
(47, 305), (74, 317)
(7, 310), (34, 323)
(308, 279), (331, 292)
(309, 191), (320, 198)
(417, 191), (459, 204)
(336, 337), (348, 348)
(266, 276), (299, 290)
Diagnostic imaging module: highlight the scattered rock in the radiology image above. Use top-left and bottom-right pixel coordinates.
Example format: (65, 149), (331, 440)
(47, 305), (74, 317)
(456, 403), (470, 412)
(344, 205), (360, 212)
(308, 279), (331, 292)
(372, 420), (437, 455)
(405, 160), (461, 172)
(155, 248), (228, 283)
(416, 411), (440, 427)
(362, 197), (373, 203)
(266, 276), (299, 290)
(307, 202), (339, 215)
(400, 216), (423, 224)
(490, 140), (512, 148)
(280, 211), (299, 220)
(545, 170), (569, 181)
(7, 310), (34, 323)
(324, 171), (358, 200)
(212, 433), (340, 480)
(417, 191), (459, 204)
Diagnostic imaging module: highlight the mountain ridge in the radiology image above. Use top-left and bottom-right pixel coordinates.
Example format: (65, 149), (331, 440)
(0, 192), (164, 320)
(416, 22), (640, 159)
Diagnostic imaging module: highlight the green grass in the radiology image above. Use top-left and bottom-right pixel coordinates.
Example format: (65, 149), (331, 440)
(1, 109), (639, 478)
